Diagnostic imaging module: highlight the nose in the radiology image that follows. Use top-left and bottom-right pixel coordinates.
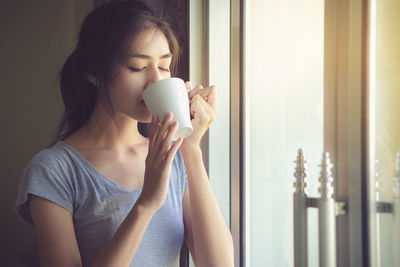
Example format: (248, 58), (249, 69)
(145, 67), (163, 89)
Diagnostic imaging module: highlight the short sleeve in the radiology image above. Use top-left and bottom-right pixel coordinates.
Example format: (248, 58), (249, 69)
(176, 149), (189, 191)
(15, 153), (74, 224)
(184, 168), (188, 190)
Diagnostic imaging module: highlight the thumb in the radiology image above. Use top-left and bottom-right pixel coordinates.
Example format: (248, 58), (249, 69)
(185, 81), (192, 91)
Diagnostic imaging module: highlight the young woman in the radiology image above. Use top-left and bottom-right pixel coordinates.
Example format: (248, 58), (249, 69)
(15, 1), (234, 266)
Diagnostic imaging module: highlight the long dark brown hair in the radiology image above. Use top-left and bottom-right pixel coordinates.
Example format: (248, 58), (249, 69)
(48, 0), (180, 147)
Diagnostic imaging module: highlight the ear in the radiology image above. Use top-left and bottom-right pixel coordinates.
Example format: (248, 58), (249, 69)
(87, 74), (98, 86)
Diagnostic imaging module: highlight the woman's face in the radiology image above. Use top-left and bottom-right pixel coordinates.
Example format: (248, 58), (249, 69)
(107, 29), (172, 123)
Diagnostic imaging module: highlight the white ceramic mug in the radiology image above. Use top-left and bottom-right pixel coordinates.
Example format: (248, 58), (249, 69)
(143, 77), (193, 141)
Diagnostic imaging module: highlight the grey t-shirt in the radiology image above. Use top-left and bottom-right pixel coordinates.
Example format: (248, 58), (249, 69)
(15, 140), (188, 266)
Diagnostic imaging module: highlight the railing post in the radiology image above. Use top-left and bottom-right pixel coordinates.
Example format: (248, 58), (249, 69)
(292, 149), (347, 267)
(393, 151), (400, 266)
(318, 152), (337, 267)
(293, 149), (308, 267)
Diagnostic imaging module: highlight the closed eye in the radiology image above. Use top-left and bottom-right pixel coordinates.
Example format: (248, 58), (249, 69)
(159, 67), (170, 72)
(128, 67), (145, 72)
(128, 67), (170, 72)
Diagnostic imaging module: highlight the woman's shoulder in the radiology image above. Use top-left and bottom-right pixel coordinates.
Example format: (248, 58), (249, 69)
(16, 141), (77, 224)
(27, 140), (73, 172)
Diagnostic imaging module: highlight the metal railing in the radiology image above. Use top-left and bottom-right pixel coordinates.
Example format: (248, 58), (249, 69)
(293, 150), (400, 267)
(374, 151), (400, 266)
(293, 149), (346, 267)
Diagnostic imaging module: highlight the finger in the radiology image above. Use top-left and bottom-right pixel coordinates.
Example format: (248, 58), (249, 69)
(191, 85), (213, 98)
(202, 98), (217, 121)
(185, 81), (192, 91)
(193, 86), (215, 103)
(191, 94), (217, 124)
(204, 85), (216, 111)
(190, 86), (217, 115)
(149, 113), (159, 151)
(194, 94), (216, 117)
(153, 112), (173, 151)
(154, 113), (160, 127)
(163, 120), (179, 150)
(190, 95), (211, 124)
(163, 137), (183, 167)
(188, 85), (203, 99)
(157, 120), (179, 162)
(189, 86), (216, 108)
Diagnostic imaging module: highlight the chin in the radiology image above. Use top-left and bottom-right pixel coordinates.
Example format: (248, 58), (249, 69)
(128, 105), (153, 123)
(137, 113), (152, 123)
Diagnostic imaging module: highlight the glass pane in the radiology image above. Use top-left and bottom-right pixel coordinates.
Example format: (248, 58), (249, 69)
(368, 0), (400, 266)
(244, 0), (324, 266)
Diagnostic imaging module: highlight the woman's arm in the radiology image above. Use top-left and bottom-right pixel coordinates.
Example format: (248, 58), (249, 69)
(181, 144), (234, 267)
(181, 83), (234, 266)
(88, 199), (156, 267)
(29, 195), (82, 267)
(29, 194), (156, 267)
(29, 113), (182, 266)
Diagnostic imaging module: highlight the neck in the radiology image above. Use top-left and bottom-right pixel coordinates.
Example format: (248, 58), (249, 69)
(76, 102), (148, 150)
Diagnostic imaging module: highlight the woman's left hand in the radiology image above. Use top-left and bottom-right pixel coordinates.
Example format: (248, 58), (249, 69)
(183, 81), (217, 148)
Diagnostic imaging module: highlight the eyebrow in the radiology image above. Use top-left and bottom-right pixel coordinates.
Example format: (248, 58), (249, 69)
(128, 53), (172, 59)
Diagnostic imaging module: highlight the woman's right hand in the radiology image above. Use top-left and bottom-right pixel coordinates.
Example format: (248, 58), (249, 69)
(137, 111), (183, 212)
